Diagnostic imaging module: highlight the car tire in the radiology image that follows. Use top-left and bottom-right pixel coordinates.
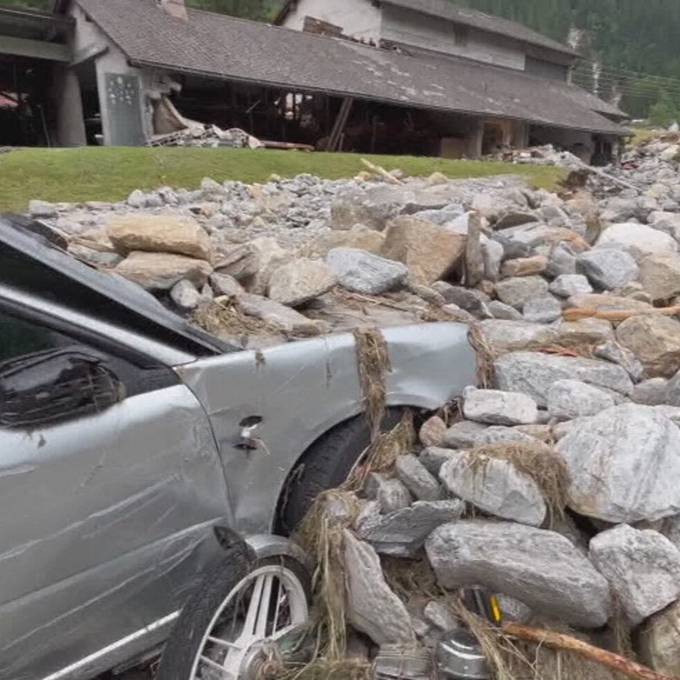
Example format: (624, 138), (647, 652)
(156, 546), (311, 680)
(278, 408), (405, 534)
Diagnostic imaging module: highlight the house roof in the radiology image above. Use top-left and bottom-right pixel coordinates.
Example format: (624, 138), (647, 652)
(380, 1), (576, 56)
(276, 0), (576, 57)
(76, 0), (626, 136)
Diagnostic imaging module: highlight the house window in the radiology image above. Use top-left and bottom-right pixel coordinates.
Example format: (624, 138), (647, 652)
(454, 26), (469, 47)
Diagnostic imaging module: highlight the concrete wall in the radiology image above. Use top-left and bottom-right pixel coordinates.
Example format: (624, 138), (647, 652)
(280, 0), (381, 41)
(381, 4), (525, 70)
(69, 4), (176, 145)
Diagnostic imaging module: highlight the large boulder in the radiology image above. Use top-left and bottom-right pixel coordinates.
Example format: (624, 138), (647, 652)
(557, 404), (680, 522)
(567, 293), (653, 315)
(357, 499), (464, 557)
(382, 216), (466, 284)
(639, 600), (680, 675)
(616, 315), (680, 378)
(236, 293), (326, 336)
(326, 248), (408, 295)
(439, 450), (546, 526)
(590, 525), (680, 626)
(596, 223), (678, 260)
(243, 237), (293, 295)
(426, 521), (611, 628)
(494, 352), (633, 407)
(639, 253), (680, 302)
(343, 530), (416, 645)
(267, 258), (336, 307)
(114, 251), (212, 290)
(577, 249), (639, 290)
(107, 214), (212, 260)
(302, 225), (385, 258)
(463, 388), (538, 426)
(496, 276), (549, 310)
(477, 321), (558, 355)
(330, 186), (407, 231)
(547, 380), (616, 420)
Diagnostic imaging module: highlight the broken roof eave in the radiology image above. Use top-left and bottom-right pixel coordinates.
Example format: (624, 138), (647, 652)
(129, 57), (627, 137)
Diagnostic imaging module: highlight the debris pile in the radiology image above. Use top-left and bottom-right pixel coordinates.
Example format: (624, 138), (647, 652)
(147, 124), (264, 149)
(30, 131), (680, 678)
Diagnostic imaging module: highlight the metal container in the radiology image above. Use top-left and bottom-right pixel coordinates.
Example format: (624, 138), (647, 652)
(436, 631), (490, 680)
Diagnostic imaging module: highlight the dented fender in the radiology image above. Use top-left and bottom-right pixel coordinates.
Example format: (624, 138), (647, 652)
(177, 322), (476, 535)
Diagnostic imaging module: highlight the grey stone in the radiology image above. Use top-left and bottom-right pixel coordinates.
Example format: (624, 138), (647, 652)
(639, 253), (680, 302)
(29, 199), (58, 218)
(488, 300), (523, 320)
(474, 426), (537, 446)
(326, 248), (408, 295)
(343, 530), (416, 646)
(426, 521), (611, 628)
(594, 341), (645, 381)
(431, 283), (490, 314)
(419, 416), (447, 448)
(364, 473), (412, 514)
(358, 500), (464, 556)
(665, 371), (680, 406)
(597, 223), (678, 260)
(495, 211), (539, 230)
(68, 244), (122, 268)
(443, 420), (488, 448)
(463, 388), (538, 426)
(523, 295), (562, 323)
(126, 189), (146, 208)
(482, 238), (504, 281)
(330, 186), (406, 231)
(115, 251), (212, 290)
(419, 447), (456, 475)
(423, 600), (461, 632)
(478, 320), (558, 354)
(395, 454), (443, 501)
(638, 600), (680, 676)
(547, 243), (577, 277)
(547, 380), (616, 420)
(210, 272), (245, 297)
(439, 450), (546, 526)
(236, 293), (326, 336)
(590, 525), (680, 626)
(617, 315), (680, 378)
(549, 274), (593, 298)
(495, 594), (534, 624)
(267, 258), (336, 307)
(577, 249), (640, 290)
(557, 404), (680, 523)
(170, 279), (201, 311)
(633, 378), (670, 406)
(494, 352), (633, 407)
(496, 276), (550, 310)
(412, 205), (464, 225)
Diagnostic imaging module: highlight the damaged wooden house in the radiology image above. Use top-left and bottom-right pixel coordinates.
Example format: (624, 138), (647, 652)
(0, 0), (628, 162)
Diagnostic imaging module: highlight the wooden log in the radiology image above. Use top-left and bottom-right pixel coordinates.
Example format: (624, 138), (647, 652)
(465, 211), (484, 288)
(503, 622), (676, 680)
(563, 304), (680, 323)
(360, 158), (403, 185)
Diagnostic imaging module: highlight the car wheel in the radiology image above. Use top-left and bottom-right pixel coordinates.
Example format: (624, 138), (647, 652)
(156, 547), (311, 680)
(278, 409), (406, 533)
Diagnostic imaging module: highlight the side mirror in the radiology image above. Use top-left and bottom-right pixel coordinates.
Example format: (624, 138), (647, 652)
(0, 348), (125, 428)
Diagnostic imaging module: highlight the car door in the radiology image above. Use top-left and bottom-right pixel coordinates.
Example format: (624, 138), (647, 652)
(0, 303), (231, 680)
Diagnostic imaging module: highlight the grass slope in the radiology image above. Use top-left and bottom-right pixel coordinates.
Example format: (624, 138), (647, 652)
(0, 147), (564, 213)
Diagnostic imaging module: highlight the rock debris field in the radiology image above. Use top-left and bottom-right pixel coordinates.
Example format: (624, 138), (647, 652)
(31, 134), (680, 678)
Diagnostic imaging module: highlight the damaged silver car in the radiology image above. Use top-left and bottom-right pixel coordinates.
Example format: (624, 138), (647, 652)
(0, 217), (476, 680)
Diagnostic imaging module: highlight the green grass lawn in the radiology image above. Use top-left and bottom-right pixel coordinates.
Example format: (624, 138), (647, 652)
(0, 147), (565, 213)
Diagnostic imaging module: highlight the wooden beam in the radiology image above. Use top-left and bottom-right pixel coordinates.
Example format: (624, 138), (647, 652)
(0, 35), (71, 62)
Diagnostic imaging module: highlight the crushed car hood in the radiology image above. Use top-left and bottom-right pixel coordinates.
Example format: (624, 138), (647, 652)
(0, 216), (229, 357)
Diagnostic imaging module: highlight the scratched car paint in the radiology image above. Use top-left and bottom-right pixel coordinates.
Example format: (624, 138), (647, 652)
(0, 217), (476, 680)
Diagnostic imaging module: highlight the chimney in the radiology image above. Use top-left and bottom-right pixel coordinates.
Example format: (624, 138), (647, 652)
(159, 0), (187, 21)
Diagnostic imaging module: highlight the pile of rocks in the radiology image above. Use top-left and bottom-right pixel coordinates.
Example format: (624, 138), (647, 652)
(29, 132), (680, 677)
